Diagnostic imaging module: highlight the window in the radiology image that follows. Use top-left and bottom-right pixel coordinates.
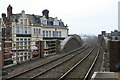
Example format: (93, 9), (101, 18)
(20, 53), (23, 55)
(28, 27), (31, 34)
(28, 46), (30, 49)
(28, 42), (30, 45)
(59, 31), (61, 37)
(20, 39), (23, 41)
(28, 56), (30, 59)
(115, 37), (118, 40)
(20, 39), (22, 41)
(41, 20), (47, 25)
(54, 20), (59, 26)
(19, 27), (23, 34)
(24, 27), (27, 34)
(49, 31), (51, 37)
(36, 29), (38, 34)
(16, 42), (19, 49)
(24, 39), (27, 41)
(56, 31), (59, 37)
(20, 57), (23, 61)
(28, 53), (30, 55)
(24, 56), (27, 60)
(16, 27), (19, 33)
(53, 31), (55, 37)
(24, 42), (27, 49)
(46, 31), (48, 37)
(24, 39), (27, 49)
(16, 38), (19, 41)
(43, 30), (45, 37)
(24, 19), (27, 25)
(20, 42), (23, 49)
(25, 53), (27, 55)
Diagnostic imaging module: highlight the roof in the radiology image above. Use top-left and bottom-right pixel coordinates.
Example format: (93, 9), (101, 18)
(12, 13), (65, 26)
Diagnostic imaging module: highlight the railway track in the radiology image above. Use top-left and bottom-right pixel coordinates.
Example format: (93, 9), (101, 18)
(83, 50), (100, 80)
(58, 45), (99, 80)
(4, 43), (90, 79)
(29, 45), (95, 79)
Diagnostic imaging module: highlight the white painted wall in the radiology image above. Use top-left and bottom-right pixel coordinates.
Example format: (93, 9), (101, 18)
(42, 28), (68, 37)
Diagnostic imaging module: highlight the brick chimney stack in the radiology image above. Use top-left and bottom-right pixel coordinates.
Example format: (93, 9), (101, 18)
(6, 5), (12, 41)
(2, 5), (13, 66)
(7, 5), (12, 20)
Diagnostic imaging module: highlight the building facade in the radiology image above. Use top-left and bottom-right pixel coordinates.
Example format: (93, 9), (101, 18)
(111, 30), (120, 40)
(0, 5), (68, 67)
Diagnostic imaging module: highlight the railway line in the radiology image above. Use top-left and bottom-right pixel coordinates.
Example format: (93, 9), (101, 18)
(57, 45), (99, 80)
(3, 43), (101, 80)
(4, 43), (90, 79)
(58, 45), (99, 80)
(33, 45), (97, 79)
(34, 45), (94, 79)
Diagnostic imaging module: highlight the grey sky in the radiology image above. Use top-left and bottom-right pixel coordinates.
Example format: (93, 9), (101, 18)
(0, 0), (119, 35)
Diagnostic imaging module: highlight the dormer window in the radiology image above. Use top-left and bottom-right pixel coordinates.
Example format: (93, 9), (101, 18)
(41, 19), (47, 25)
(54, 17), (59, 26)
(41, 16), (47, 25)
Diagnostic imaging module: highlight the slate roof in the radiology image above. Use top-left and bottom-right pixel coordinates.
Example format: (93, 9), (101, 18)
(12, 13), (65, 26)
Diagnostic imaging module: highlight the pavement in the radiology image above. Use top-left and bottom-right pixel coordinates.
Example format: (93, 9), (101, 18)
(91, 72), (120, 80)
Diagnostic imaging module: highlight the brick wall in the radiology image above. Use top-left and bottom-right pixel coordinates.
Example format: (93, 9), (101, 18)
(108, 40), (120, 71)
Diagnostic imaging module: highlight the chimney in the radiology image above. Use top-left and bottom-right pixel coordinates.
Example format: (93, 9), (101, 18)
(42, 9), (49, 19)
(101, 31), (106, 36)
(1, 13), (6, 22)
(7, 5), (12, 19)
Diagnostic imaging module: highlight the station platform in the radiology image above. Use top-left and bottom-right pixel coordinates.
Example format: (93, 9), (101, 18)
(91, 72), (120, 80)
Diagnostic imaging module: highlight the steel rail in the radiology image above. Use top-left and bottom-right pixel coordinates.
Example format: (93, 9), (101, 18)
(58, 46), (95, 80)
(83, 48), (100, 80)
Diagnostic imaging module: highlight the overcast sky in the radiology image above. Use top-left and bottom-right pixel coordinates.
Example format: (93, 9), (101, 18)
(0, 0), (119, 35)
